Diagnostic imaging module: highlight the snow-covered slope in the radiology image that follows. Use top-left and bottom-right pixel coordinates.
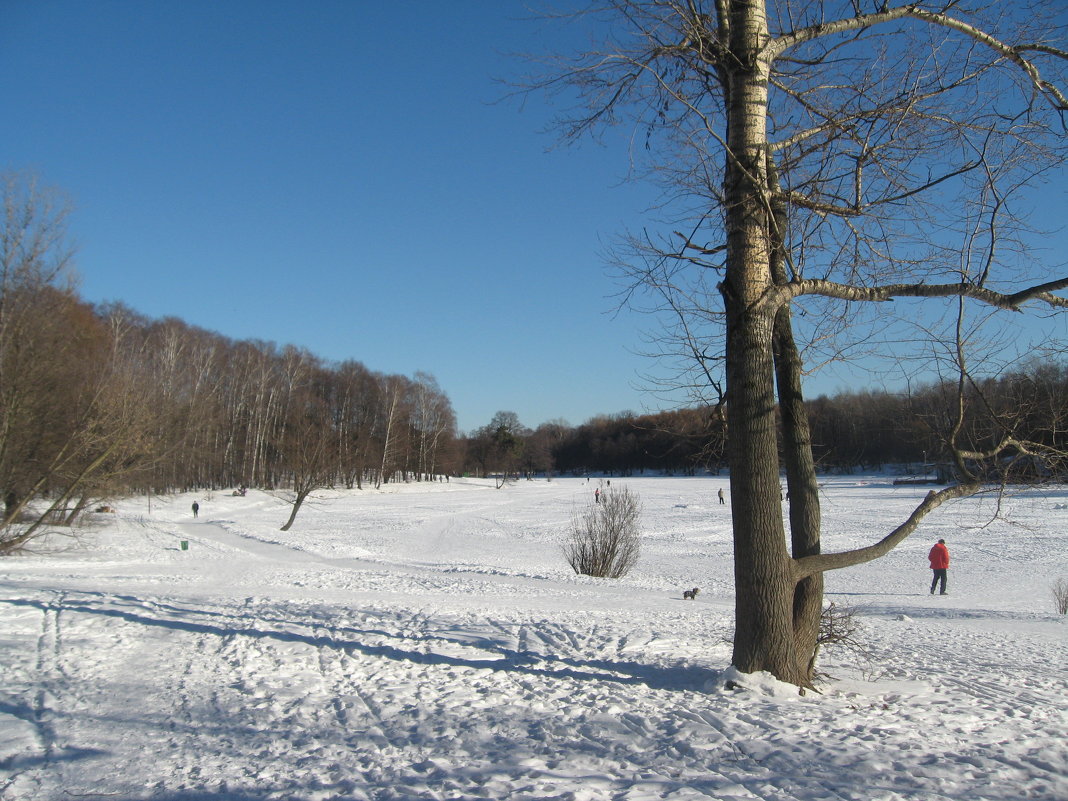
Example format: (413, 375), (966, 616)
(1, 476), (1065, 800)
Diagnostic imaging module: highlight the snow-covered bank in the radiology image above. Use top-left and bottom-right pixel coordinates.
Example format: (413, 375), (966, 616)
(1, 477), (1065, 800)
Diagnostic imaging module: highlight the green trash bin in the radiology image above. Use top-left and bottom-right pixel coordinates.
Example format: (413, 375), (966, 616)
(180, 540), (188, 551)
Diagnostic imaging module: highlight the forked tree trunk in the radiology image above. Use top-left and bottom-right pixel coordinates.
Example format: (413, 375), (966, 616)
(726, 309), (806, 683)
(769, 157), (824, 683)
(280, 486), (313, 532)
(535, 0), (1064, 687)
(723, 1), (813, 687)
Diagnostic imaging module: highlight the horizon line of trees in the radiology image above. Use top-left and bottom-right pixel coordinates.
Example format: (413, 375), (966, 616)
(6, 270), (1066, 509)
(460, 360), (1068, 481)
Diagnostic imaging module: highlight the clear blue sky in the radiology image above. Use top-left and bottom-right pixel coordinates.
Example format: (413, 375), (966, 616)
(3, 1), (1065, 433)
(1, 0), (671, 433)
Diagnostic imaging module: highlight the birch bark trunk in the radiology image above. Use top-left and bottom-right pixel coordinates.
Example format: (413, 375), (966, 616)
(722, 0), (812, 686)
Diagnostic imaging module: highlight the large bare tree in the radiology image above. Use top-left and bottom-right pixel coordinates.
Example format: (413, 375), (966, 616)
(532, 1), (1068, 686)
(0, 176), (158, 551)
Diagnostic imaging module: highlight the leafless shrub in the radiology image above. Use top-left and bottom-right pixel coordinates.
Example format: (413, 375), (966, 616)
(809, 602), (873, 686)
(1052, 579), (1068, 615)
(563, 484), (641, 579)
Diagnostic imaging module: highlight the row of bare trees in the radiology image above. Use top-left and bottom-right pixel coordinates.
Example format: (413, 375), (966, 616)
(0, 173), (459, 551)
(459, 408), (721, 480)
(544, 408), (724, 476)
(809, 363), (1068, 477)
(107, 311), (459, 495)
(457, 359), (1068, 480)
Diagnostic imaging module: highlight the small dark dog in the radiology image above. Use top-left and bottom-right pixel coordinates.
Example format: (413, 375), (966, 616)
(683, 587), (700, 600)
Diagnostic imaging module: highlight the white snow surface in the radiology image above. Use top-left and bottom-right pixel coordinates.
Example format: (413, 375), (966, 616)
(1, 476), (1065, 801)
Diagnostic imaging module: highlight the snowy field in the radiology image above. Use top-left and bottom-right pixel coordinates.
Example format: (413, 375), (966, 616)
(0, 475), (1065, 801)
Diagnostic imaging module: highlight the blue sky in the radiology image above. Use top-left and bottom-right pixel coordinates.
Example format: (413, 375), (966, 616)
(3, 1), (1065, 433)
(1, 0), (670, 433)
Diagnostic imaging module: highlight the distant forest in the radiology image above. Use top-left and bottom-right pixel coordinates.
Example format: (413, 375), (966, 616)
(4, 277), (1066, 544)
(469, 361), (1068, 480)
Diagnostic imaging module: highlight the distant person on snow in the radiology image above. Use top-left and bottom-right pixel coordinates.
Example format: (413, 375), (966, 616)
(594, 488), (600, 504)
(718, 488), (725, 505)
(929, 539), (949, 595)
(192, 501), (199, 519)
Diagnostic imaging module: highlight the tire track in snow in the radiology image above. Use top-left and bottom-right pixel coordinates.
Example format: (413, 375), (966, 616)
(32, 597), (62, 766)
(937, 669), (1066, 711)
(0, 596), (64, 801)
(1, 592), (104, 801)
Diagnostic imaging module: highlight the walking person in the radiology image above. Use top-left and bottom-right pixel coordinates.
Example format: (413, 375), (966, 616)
(718, 488), (725, 505)
(192, 501), (199, 519)
(929, 538), (949, 595)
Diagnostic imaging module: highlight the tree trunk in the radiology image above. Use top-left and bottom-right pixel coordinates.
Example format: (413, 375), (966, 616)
(3, 490), (18, 525)
(280, 486), (313, 531)
(377, 389), (399, 490)
(726, 302), (805, 684)
(769, 154), (824, 683)
(723, 1), (811, 687)
(63, 494), (91, 526)
(774, 306), (823, 682)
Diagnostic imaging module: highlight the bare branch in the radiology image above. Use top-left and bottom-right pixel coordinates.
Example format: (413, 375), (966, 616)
(905, 7), (1068, 111)
(770, 4), (1068, 111)
(777, 276), (1068, 312)
(792, 483), (980, 580)
(777, 190), (862, 217)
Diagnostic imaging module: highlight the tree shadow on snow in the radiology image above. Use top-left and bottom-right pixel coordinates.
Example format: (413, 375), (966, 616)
(0, 744), (107, 772)
(119, 790), (308, 801)
(0, 595), (714, 693)
(825, 593), (1058, 622)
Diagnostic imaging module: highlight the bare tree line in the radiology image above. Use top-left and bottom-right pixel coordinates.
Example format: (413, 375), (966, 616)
(105, 312), (459, 495)
(0, 173), (459, 551)
(459, 358), (1068, 480)
(807, 363), (1068, 478)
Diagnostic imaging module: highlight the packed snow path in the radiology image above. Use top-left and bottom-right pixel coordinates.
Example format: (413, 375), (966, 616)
(1, 477), (1066, 800)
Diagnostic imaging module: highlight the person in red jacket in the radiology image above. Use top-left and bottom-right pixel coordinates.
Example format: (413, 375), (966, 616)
(929, 539), (950, 595)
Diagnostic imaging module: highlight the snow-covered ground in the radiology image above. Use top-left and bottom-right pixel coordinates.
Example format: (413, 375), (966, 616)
(1, 476), (1065, 801)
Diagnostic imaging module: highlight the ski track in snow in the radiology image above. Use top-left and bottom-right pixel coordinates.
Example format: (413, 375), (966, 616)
(0, 476), (1065, 800)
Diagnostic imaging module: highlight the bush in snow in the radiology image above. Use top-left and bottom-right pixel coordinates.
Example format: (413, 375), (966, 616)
(564, 484), (641, 579)
(809, 602), (873, 685)
(1052, 578), (1068, 615)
